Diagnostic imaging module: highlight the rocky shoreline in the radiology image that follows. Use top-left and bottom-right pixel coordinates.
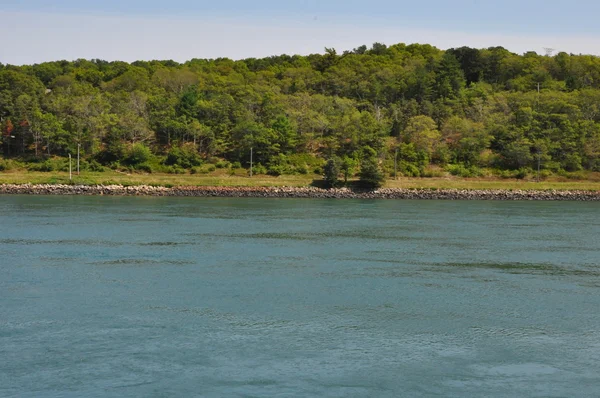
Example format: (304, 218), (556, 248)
(1, 183), (600, 201)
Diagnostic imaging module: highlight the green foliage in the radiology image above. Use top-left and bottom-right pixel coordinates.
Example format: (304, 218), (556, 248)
(165, 165), (187, 174)
(3, 45), (600, 178)
(496, 167), (531, 179)
(0, 158), (23, 171)
(190, 164), (215, 174)
(399, 162), (422, 177)
(359, 148), (385, 189)
(251, 163), (267, 175)
(88, 160), (106, 172)
(135, 163), (154, 173)
(165, 144), (203, 169)
(340, 156), (358, 183)
(215, 160), (230, 169)
(26, 157), (69, 172)
(265, 153), (316, 176)
(446, 164), (484, 178)
(323, 157), (341, 188)
(127, 143), (152, 165)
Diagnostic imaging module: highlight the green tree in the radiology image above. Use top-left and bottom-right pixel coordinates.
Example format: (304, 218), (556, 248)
(359, 147), (385, 189)
(340, 155), (358, 184)
(323, 157), (341, 188)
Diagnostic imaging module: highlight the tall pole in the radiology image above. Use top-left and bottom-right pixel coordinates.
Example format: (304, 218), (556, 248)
(394, 147), (398, 180)
(537, 151), (541, 183)
(69, 154), (72, 181)
(250, 147), (253, 178)
(77, 143), (80, 175)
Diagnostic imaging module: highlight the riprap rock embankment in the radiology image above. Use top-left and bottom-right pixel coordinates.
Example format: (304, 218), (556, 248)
(1, 184), (599, 201)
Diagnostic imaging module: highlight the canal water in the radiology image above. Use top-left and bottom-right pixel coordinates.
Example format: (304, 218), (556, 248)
(1, 196), (599, 397)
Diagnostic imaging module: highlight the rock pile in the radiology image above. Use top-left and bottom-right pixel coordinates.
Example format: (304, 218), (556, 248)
(1, 183), (599, 201)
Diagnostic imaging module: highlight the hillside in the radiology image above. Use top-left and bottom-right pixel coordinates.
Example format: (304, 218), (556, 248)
(1, 43), (600, 184)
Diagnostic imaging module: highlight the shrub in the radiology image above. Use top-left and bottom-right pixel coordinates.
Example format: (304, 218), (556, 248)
(215, 161), (230, 169)
(515, 167), (530, 179)
(127, 143), (152, 165)
(165, 144), (202, 169)
(251, 163), (267, 175)
(135, 162), (153, 173)
(0, 159), (11, 171)
(88, 160), (106, 172)
(446, 164), (483, 178)
(27, 157), (69, 172)
(421, 168), (445, 178)
(165, 165), (186, 174)
(265, 153), (321, 175)
(399, 162), (421, 177)
(296, 164), (309, 174)
(191, 165), (215, 174)
(267, 165), (285, 176)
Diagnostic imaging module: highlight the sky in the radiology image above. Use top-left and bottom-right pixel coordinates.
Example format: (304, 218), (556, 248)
(1, 0), (600, 65)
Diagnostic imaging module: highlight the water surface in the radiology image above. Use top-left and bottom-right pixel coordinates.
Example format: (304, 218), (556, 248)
(1, 196), (599, 397)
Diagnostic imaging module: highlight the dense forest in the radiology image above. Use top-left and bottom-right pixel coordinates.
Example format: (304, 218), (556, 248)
(2, 43), (600, 186)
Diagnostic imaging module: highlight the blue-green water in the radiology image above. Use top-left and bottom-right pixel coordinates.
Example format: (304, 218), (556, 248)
(1, 196), (600, 397)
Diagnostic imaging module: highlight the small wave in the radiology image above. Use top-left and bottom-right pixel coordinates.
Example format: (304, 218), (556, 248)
(90, 258), (193, 266)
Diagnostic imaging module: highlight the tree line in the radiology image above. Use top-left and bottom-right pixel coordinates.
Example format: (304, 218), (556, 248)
(2, 43), (600, 186)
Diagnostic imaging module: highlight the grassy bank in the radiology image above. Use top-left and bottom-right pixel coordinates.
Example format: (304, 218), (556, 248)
(2, 169), (600, 191)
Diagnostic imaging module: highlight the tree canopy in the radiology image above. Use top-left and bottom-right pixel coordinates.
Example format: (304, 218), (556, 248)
(2, 43), (600, 177)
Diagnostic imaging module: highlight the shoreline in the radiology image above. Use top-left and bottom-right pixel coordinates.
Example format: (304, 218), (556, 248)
(1, 184), (600, 201)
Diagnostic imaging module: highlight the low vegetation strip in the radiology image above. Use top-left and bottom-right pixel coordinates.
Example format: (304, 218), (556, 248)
(2, 184), (599, 201)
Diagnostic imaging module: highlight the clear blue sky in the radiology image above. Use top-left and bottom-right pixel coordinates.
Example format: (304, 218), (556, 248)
(1, 0), (599, 64)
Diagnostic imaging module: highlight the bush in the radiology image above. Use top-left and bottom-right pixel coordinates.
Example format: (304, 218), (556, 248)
(399, 162), (422, 177)
(231, 161), (242, 169)
(296, 165), (309, 174)
(215, 161), (230, 169)
(495, 167), (531, 179)
(265, 153), (321, 176)
(267, 165), (285, 176)
(191, 165), (215, 174)
(1, 159), (25, 171)
(421, 168), (445, 178)
(165, 144), (202, 169)
(127, 143), (152, 165)
(251, 163), (267, 175)
(88, 160), (106, 172)
(165, 165), (186, 174)
(559, 170), (588, 180)
(135, 162), (153, 173)
(446, 164), (483, 178)
(515, 167), (530, 179)
(27, 157), (69, 172)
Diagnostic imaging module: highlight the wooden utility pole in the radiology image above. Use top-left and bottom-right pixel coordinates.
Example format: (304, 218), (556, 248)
(394, 147), (398, 180)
